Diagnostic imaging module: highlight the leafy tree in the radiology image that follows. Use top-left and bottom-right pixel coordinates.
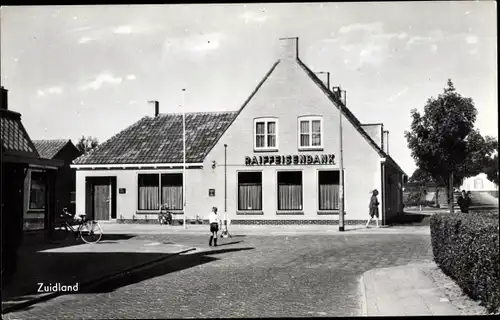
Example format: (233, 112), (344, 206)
(76, 135), (99, 154)
(483, 154), (499, 186)
(405, 79), (481, 212)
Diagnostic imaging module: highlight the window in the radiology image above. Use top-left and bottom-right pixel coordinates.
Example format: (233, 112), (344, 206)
(29, 171), (46, 210)
(161, 173), (183, 210)
(318, 171), (340, 210)
(277, 171), (303, 210)
(138, 174), (159, 210)
(254, 118), (278, 150)
(138, 173), (184, 211)
(238, 172), (262, 211)
(298, 116), (323, 149)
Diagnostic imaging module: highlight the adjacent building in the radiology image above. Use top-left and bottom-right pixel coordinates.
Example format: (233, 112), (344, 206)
(23, 139), (81, 230)
(72, 37), (407, 225)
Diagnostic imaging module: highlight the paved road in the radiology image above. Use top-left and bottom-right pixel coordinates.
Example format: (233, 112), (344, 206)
(6, 233), (433, 319)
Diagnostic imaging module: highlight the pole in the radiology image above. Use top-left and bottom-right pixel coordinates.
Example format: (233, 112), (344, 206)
(339, 88), (345, 232)
(182, 89), (187, 229)
(224, 144), (229, 236)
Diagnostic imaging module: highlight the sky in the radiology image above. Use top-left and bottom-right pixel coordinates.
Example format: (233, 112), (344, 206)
(1, 2), (497, 175)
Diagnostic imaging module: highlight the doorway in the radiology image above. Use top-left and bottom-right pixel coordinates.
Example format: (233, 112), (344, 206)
(85, 177), (117, 221)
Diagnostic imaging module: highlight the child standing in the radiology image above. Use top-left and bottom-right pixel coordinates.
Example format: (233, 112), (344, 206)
(208, 207), (221, 247)
(366, 189), (380, 228)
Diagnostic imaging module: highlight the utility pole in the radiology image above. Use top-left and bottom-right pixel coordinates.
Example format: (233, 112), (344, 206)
(333, 86), (345, 232)
(182, 89), (187, 229)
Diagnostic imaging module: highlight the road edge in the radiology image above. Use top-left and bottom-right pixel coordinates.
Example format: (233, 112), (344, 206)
(358, 275), (368, 316)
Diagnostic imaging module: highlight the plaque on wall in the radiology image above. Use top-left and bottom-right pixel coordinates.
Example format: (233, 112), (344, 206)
(119, 188), (126, 194)
(209, 189), (215, 197)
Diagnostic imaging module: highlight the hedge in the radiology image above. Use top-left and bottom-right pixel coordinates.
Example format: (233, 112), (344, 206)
(430, 212), (500, 313)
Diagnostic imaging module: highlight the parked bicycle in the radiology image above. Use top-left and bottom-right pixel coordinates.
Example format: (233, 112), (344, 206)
(53, 208), (103, 244)
(158, 204), (173, 225)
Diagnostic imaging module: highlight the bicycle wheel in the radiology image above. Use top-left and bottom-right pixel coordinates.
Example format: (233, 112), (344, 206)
(80, 221), (103, 244)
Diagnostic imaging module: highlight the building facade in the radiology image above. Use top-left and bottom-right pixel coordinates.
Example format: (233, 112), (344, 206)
(72, 38), (407, 225)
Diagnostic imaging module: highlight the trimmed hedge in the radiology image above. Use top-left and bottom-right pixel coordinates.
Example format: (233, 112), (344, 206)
(430, 212), (500, 313)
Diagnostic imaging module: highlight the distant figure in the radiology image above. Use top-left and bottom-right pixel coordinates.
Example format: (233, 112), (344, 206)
(457, 190), (471, 213)
(208, 207), (221, 247)
(366, 189), (380, 228)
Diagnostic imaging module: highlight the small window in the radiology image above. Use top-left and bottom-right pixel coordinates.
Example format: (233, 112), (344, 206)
(474, 179), (483, 190)
(298, 116), (323, 149)
(254, 118), (278, 150)
(29, 171), (46, 210)
(238, 172), (262, 211)
(277, 171), (303, 211)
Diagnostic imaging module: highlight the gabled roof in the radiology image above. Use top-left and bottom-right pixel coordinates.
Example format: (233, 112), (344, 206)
(296, 59), (407, 177)
(33, 139), (73, 159)
(73, 111), (238, 165)
(1, 109), (39, 159)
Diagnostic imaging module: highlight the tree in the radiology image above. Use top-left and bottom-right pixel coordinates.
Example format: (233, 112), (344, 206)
(483, 154), (499, 186)
(409, 168), (438, 208)
(405, 79), (482, 213)
(76, 135), (99, 154)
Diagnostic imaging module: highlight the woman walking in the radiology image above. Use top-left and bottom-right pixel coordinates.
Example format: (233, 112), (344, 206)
(208, 207), (221, 247)
(366, 189), (380, 228)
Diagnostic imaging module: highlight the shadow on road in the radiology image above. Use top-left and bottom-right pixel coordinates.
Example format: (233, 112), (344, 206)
(215, 241), (242, 247)
(2, 246), (254, 314)
(388, 212), (431, 226)
(80, 247), (255, 294)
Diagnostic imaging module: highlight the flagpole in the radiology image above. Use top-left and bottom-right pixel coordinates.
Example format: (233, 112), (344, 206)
(182, 88), (187, 229)
(338, 87), (345, 232)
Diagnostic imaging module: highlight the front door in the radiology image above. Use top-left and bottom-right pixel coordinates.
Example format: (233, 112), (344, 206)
(86, 177), (116, 221)
(94, 182), (111, 221)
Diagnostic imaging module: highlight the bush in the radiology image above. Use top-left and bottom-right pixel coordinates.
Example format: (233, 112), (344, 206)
(430, 213), (500, 313)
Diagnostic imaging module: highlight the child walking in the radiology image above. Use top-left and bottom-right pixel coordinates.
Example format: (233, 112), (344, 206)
(366, 189), (380, 228)
(208, 207), (221, 247)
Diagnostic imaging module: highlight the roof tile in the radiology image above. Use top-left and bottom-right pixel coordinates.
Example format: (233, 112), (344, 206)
(33, 139), (70, 159)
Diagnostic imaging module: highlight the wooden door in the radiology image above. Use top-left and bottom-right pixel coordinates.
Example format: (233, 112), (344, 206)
(93, 183), (111, 221)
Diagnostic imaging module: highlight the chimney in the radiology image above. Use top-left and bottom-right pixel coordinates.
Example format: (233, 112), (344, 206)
(279, 37), (299, 60)
(332, 86), (346, 105)
(148, 100), (160, 117)
(383, 130), (390, 154)
(315, 72), (330, 90)
(0, 87), (7, 110)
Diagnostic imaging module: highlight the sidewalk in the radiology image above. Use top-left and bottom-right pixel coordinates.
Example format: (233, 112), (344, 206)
(100, 223), (431, 235)
(2, 238), (196, 314)
(360, 263), (462, 316)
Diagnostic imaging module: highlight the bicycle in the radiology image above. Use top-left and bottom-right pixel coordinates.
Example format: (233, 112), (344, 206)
(158, 204), (173, 225)
(53, 208), (103, 244)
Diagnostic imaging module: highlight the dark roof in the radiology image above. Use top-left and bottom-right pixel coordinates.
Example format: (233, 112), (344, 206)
(1, 109), (39, 158)
(73, 111), (238, 164)
(33, 139), (72, 159)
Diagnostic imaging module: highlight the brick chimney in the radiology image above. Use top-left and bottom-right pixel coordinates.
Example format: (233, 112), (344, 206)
(279, 37), (299, 60)
(315, 72), (330, 90)
(0, 86), (7, 110)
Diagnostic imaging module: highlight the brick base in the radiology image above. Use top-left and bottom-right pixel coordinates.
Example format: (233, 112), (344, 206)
(115, 219), (379, 225)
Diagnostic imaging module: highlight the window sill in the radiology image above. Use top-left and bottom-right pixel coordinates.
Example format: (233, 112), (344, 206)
(236, 210), (264, 215)
(298, 147), (324, 152)
(253, 148), (279, 153)
(136, 211), (184, 215)
(317, 210), (340, 215)
(276, 211), (304, 215)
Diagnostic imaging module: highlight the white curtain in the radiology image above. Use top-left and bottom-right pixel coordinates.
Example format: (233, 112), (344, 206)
(138, 186), (159, 210)
(161, 186), (182, 210)
(238, 184), (262, 210)
(319, 184), (339, 210)
(278, 184), (302, 210)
